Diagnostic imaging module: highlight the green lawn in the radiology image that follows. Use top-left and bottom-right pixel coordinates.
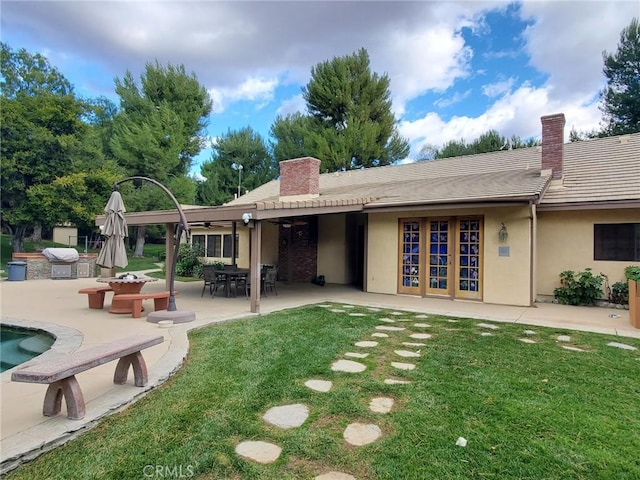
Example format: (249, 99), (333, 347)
(6, 305), (640, 479)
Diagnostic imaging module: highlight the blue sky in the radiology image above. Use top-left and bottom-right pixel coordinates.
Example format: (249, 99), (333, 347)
(2, 1), (637, 176)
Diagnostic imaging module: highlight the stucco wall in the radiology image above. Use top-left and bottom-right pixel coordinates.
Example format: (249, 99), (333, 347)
(536, 209), (640, 297)
(366, 206), (533, 306)
(260, 221), (279, 266)
(317, 214), (349, 284)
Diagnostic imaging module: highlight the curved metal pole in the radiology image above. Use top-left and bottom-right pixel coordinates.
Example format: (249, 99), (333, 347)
(114, 176), (190, 312)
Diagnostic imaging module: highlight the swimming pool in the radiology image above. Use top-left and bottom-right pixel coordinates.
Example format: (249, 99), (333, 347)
(0, 326), (55, 372)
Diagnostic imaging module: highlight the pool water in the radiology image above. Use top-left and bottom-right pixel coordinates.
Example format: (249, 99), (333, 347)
(0, 326), (55, 372)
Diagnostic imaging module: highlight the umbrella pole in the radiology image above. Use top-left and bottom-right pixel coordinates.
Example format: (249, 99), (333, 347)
(167, 223), (181, 311)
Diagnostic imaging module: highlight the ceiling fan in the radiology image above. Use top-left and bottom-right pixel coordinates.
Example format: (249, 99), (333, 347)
(269, 218), (309, 227)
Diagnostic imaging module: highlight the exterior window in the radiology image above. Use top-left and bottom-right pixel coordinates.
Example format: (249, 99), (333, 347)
(192, 235), (205, 254)
(399, 220), (421, 294)
(201, 234), (238, 258)
(594, 223), (640, 261)
(206, 235), (222, 257)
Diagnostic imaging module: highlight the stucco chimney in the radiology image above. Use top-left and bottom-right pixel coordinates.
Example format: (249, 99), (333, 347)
(541, 113), (565, 179)
(279, 156), (321, 201)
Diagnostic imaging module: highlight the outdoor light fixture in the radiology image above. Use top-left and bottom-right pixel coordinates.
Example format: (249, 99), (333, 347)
(242, 212), (252, 225)
(232, 163), (243, 198)
(113, 176), (195, 324)
(498, 223), (509, 243)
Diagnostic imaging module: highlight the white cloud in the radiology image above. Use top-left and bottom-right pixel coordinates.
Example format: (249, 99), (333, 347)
(276, 94), (306, 117)
(482, 77), (516, 98)
(209, 76), (278, 113)
(434, 89), (473, 108)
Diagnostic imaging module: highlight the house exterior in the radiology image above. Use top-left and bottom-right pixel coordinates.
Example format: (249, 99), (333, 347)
(113, 113), (639, 312)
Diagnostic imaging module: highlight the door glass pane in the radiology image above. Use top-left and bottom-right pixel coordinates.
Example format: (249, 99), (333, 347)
(428, 220), (449, 292)
(458, 219), (481, 293)
(400, 221), (420, 290)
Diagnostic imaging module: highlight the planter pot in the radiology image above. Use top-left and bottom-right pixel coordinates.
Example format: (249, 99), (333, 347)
(629, 279), (640, 329)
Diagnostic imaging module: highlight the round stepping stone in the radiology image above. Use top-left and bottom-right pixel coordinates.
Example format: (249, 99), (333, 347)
(316, 472), (356, 480)
(523, 330), (536, 335)
(372, 332), (389, 338)
(415, 314), (429, 319)
(394, 349), (420, 358)
(480, 332), (493, 337)
(557, 335), (571, 342)
(342, 305), (355, 308)
(349, 313), (366, 317)
(607, 342), (637, 351)
(477, 323), (499, 330)
(562, 346), (586, 352)
(343, 423), (382, 446)
(305, 379), (332, 392)
(384, 378), (411, 385)
(317, 304), (332, 308)
(369, 397), (394, 413)
(403, 342), (426, 347)
(378, 318), (396, 323)
(345, 352), (369, 359)
(395, 318), (413, 322)
(331, 359), (366, 373)
(330, 309), (346, 313)
(413, 323), (431, 328)
(367, 307), (382, 312)
(390, 311), (404, 316)
(355, 340), (378, 347)
(519, 338), (536, 344)
(236, 441), (281, 464)
(375, 325), (405, 331)
(447, 319), (459, 323)
(263, 403), (309, 429)
(391, 361), (416, 371)
(410, 333), (432, 339)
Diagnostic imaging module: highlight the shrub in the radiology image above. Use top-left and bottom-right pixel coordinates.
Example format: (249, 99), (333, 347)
(625, 266), (640, 282)
(174, 244), (203, 278)
(553, 268), (604, 306)
(611, 281), (629, 304)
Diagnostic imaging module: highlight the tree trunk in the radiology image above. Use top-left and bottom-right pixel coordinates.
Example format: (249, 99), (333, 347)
(11, 225), (27, 253)
(31, 223), (42, 244)
(134, 226), (146, 258)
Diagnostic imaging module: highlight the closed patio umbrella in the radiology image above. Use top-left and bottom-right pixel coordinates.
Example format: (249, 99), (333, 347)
(96, 190), (128, 269)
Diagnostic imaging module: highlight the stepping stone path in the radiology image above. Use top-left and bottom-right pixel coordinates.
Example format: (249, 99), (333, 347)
(369, 397), (394, 413)
(349, 313), (366, 317)
(263, 404), (309, 429)
(331, 359), (366, 373)
(378, 318), (396, 323)
(403, 342), (426, 347)
(395, 349), (420, 358)
(562, 346), (586, 352)
(414, 323), (431, 328)
(305, 379), (333, 392)
(343, 423), (382, 446)
(410, 333), (432, 339)
(477, 323), (499, 330)
(235, 441), (281, 464)
(367, 307), (382, 312)
(480, 332), (494, 337)
(390, 311), (404, 315)
(330, 309), (346, 313)
(519, 338), (536, 344)
(415, 314), (429, 319)
(317, 304), (332, 308)
(523, 330), (536, 335)
(384, 378), (411, 385)
(447, 319), (459, 323)
(557, 335), (571, 342)
(343, 305), (355, 308)
(316, 472), (356, 480)
(607, 342), (637, 351)
(372, 332), (389, 338)
(345, 352), (369, 359)
(391, 362), (416, 371)
(375, 325), (405, 331)
(355, 340), (378, 347)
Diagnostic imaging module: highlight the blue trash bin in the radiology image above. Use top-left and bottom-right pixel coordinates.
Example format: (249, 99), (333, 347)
(7, 261), (27, 281)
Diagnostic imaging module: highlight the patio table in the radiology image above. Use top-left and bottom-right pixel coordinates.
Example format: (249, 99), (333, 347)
(214, 268), (250, 298)
(96, 276), (158, 314)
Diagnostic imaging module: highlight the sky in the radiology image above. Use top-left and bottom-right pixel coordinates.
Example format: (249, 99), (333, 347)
(1, 1), (637, 175)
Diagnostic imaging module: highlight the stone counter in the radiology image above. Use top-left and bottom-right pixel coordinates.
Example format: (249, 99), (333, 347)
(11, 253), (99, 280)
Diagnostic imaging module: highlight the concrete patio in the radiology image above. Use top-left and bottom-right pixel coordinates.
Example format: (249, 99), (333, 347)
(1, 273), (638, 473)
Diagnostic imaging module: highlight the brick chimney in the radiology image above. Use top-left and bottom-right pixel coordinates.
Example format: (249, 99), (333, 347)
(279, 157), (321, 201)
(541, 113), (565, 179)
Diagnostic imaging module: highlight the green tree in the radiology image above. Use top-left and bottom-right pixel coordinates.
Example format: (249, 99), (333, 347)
(0, 43), (107, 252)
(271, 48), (409, 171)
(110, 61), (212, 255)
(600, 17), (640, 136)
(422, 130), (540, 160)
(198, 127), (277, 205)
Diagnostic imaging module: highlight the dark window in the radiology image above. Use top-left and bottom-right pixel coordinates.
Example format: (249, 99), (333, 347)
(206, 235), (222, 257)
(222, 234), (239, 258)
(192, 235), (205, 254)
(594, 223), (640, 261)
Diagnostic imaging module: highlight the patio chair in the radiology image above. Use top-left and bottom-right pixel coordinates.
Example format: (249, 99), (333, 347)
(263, 266), (278, 297)
(201, 266), (225, 298)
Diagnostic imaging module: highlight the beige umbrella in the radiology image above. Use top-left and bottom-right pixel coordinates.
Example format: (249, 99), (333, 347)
(96, 190), (128, 269)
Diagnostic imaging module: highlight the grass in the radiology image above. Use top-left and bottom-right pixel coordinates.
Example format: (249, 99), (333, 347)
(6, 305), (640, 479)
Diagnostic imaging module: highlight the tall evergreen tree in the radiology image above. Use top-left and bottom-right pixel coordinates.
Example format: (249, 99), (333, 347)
(198, 127), (277, 205)
(600, 18), (640, 136)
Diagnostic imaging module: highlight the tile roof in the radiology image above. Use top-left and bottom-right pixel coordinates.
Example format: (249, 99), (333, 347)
(227, 132), (640, 211)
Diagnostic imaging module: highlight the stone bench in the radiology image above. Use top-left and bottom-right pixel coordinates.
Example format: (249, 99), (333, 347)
(78, 286), (113, 309)
(11, 335), (164, 420)
(116, 291), (177, 318)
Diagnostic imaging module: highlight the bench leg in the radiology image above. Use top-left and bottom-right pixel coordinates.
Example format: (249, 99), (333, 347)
(153, 296), (169, 311)
(43, 376), (85, 420)
(88, 292), (106, 309)
(131, 299), (143, 318)
(114, 352), (148, 387)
